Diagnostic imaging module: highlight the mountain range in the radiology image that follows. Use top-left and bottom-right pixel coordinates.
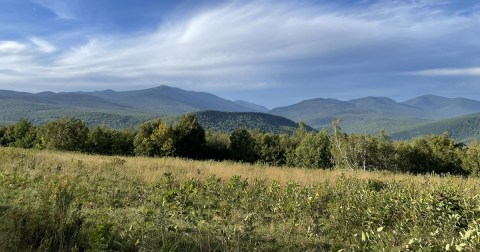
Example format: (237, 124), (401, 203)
(270, 95), (480, 137)
(1, 86), (480, 142)
(0, 86), (264, 128)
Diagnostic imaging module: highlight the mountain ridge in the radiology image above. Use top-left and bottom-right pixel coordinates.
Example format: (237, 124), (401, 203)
(269, 94), (480, 134)
(1, 86), (480, 140)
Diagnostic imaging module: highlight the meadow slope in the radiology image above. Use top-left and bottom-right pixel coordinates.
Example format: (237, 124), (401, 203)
(1, 147), (480, 251)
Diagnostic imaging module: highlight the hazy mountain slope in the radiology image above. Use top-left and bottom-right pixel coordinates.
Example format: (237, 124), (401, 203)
(0, 90), (33, 98)
(234, 100), (269, 113)
(349, 97), (425, 118)
(0, 99), (157, 128)
(269, 97), (427, 133)
(88, 85), (255, 114)
(112, 93), (200, 114)
(402, 95), (480, 119)
(34, 92), (132, 110)
(0, 85), (259, 127)
(270, 95), (480, 134)
(269, 98), (357, 122)
(392, 113), (480, 143)
(193, 111), (316, 134)
(3, 85), (480, 140)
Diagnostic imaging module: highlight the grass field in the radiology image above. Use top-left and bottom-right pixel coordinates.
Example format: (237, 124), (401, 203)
(1, 147), (480, 251)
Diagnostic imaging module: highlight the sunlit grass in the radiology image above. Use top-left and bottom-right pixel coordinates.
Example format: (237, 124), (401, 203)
(2, 146), (480, 251)
(2, 146), (473, 187)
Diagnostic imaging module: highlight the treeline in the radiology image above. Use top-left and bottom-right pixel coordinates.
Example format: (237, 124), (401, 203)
(1, 116), (480, 175)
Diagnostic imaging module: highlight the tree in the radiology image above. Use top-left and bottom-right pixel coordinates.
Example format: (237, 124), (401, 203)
(375, 130), (395, 170)
(427, 132), (463, 174)
(229, 128), (257, 163)
(152, 122), (176, 157)
(255, 133), (286, 166)
(111, 128), (136, 156)
(38, 117), (89, 151)
(293, 130), (332, 169)
(0, 119), (37, 148)
(134, 119), (166, 157)
(204, 132), (230, 160)
(393, 133), (463, 174)
(461, 141), (480, 176)
(172, 114), (206, 159)
(331, 119), (354, 169)
(86, 126), (114, 155)
(284, 122), (309, 166)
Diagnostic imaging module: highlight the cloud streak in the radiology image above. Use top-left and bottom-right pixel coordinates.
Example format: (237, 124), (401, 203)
(32, 0), (77, 19)
(412, 68), (480, 77)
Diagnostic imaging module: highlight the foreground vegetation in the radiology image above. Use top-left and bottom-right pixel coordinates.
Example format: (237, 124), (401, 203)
(2, 147), (480, 251)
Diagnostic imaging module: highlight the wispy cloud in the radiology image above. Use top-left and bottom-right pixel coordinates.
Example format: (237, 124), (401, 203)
(411, 68), (480, 77)
(32, 0), (76, 19)
(30, 37), (56, 53)
(2, 0), (480, 97)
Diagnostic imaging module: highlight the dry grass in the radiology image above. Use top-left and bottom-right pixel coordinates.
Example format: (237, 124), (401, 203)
(3, 147), (480, 251)
(2, 146), (476, 187)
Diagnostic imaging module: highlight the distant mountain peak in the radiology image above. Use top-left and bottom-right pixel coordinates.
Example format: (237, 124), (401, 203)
(36, 91), (56, 96)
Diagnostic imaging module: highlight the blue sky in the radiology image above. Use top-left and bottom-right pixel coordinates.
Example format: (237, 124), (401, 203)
(0, 0), (480, 108)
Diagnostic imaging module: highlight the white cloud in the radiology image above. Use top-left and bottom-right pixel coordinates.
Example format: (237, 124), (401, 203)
(3, 1), (480, 92)
(32, 0), (76, 19)
(412, 67), (480, 77)
(30, 37), (56, 53)
(0, 41), (27, 53)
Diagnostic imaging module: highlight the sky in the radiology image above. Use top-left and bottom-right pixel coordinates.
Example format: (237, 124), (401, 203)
(0, 0), (480, 108)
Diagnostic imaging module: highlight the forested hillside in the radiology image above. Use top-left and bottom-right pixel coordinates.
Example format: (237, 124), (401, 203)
(0, 86), (258, 127)
(392, 112), (480, 142)
(270, 95), (480, 135)
(193, 111), (315, 134)
(2, 86), (480, 140)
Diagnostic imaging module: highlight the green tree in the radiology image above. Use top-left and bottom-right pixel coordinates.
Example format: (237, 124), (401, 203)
(285, 122), (309, 166)
(462, 141), (480, 176)
(86, 126), (114, 155)
(204, 132), (230, 160)
(255, 133), (286, 166)
(331, 119), (354, 169)
(0, 119), (37, 148)
(229, 128), (257, 163)
(172, 114), (206, 159)
(38, 117), (89, 151)
(0, 126), (7, 146)
(152, 122), (176, 157)
(427, 132), (463, 174)
(111, 128), (136, 156)
(293, 130), (332, 169)
(134, 119), (165, 157)
(375, 130), (395, 170)
(393, 133), (463, 174)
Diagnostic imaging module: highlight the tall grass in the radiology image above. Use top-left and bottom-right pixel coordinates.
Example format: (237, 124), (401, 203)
(1, 146), (480, 251)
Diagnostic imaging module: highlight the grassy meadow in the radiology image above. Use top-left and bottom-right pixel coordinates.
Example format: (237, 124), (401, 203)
(1, 146), (480, 251)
